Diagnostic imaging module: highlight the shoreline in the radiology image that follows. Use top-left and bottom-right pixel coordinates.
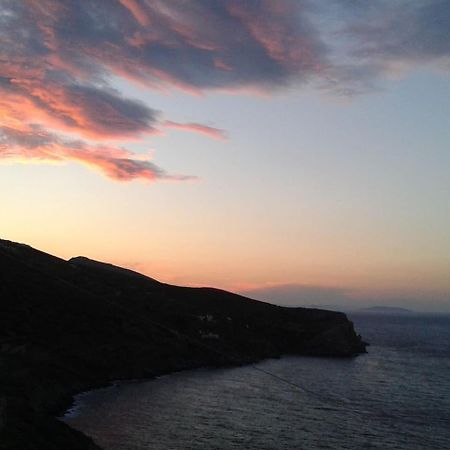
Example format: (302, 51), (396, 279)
(58, 349), (365, 425)
(60, 352), (370, 450)
(55, 353), (274, 421)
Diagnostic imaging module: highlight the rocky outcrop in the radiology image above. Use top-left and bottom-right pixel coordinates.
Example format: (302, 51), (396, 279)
(0, 239), (366, 449)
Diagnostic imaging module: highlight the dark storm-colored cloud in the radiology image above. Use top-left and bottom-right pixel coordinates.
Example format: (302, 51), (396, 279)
(0, 0), (449, 180)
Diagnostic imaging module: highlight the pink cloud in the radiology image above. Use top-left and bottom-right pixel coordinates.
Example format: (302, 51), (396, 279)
(2, 0), (324, 183)
(227, 1), (318, 69)
(0, 75), (159, 141)
(163, 121), (227, 141)
(119, 0), (151, 27)
(0, 126), (194, 183)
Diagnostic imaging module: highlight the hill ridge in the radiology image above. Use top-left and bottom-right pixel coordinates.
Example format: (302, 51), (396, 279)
(0, 239), (366, 449)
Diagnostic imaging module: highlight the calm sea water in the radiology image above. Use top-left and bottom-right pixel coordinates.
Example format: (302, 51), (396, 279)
(63, 313), (450, 449)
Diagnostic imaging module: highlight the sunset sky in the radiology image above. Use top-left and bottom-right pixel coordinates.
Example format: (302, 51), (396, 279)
(1, 0), (449, 311)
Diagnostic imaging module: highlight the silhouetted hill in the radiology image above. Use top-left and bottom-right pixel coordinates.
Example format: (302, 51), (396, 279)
(0, 239), (366, 449)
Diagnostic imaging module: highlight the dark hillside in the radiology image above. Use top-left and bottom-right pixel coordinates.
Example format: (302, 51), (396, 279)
(0, 239), (366, 449)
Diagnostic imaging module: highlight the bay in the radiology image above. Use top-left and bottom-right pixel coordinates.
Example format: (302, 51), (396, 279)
(63, 313), (450, 449)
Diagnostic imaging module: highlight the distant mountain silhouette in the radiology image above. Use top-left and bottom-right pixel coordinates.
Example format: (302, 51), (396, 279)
(356, 306), (413, 314)
(0, 239), (366, 450)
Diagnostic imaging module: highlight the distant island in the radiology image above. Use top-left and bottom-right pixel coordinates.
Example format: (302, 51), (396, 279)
(356, 306), (414, 315)
(0, 239), (366, 450)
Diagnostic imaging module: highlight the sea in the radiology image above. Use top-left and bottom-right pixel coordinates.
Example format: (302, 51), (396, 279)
(63, 313), (450, 449)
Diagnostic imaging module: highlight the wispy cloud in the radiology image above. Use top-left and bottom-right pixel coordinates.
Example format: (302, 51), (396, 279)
(0, 125), (194, 182)
(163, 121), (227, 141)
(312, 0), (450, 93)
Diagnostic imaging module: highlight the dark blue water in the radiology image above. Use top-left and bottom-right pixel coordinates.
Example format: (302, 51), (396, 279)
(63, 313), (450, 449)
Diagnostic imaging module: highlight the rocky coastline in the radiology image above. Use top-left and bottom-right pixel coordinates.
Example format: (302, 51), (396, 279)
(0, 239), (366, 449)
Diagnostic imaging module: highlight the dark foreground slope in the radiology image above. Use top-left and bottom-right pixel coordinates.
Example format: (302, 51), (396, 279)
(0, 239), (366, 450)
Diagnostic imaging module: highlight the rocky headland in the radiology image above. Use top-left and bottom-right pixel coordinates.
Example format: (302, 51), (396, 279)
(0, 239), (366, 449)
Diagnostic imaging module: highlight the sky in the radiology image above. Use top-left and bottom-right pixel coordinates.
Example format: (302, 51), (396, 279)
(1, 0), (449, 312)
